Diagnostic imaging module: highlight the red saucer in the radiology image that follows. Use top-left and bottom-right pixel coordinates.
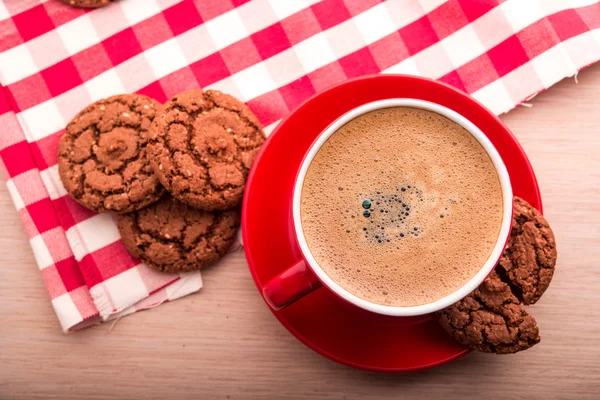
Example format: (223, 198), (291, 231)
(242, 75), (542, 372)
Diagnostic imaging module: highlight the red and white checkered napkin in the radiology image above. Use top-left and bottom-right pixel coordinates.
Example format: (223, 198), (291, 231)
(0, 0), (599, 332)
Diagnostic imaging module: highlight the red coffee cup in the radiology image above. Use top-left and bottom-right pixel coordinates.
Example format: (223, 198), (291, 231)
(262, 98), (513, 316)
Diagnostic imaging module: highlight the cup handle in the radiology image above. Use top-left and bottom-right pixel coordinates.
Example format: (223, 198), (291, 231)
(262, 260), (322, 310)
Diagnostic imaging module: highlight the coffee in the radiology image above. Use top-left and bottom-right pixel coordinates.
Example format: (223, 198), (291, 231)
(300, 107), (503, 307)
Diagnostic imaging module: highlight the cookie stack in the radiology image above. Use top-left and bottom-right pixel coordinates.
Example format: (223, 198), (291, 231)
(58, 90), (266, 273)
(438, 197), (558, 354)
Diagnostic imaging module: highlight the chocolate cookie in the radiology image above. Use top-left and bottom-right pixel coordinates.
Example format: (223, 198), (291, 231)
(59, 0), (113, 8)
(58, 94), (165, 213)
(498, 196), (557, 305)
(439, 271), (540, 354)
(117, 195), (240, 273)
(147, 89), (265, 210)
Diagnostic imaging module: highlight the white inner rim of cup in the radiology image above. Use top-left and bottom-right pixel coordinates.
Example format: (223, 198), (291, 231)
(292, 99), (513, 317)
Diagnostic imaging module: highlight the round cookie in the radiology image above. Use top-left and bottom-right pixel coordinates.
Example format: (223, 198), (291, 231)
(438, 271), (540, 354)
(117, 195), (240, 273)
(147, 89), (265, 210)
(58, 94), (165, 213)
(498, 196), (557, 305)
(59, 0), (113, 8)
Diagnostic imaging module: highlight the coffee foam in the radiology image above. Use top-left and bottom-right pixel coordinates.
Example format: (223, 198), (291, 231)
(300, 107), (503, 307)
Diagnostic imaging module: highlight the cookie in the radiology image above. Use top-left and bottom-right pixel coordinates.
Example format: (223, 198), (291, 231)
(498, 196), (557, 305)
(147, 89), (265, 210)
(58, 94), (165, 214)
(117, 195), (240, 273)
(438, 271), (540, 354)
(59, 0), (113, 8)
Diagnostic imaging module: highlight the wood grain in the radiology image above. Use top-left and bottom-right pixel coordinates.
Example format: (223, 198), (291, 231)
(1, 65), (599, 400)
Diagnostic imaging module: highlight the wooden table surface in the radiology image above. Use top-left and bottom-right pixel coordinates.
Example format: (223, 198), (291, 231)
(1, 65), (599, 400)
